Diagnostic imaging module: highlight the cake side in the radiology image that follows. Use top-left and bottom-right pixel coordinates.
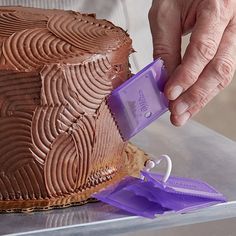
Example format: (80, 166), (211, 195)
(0, 6), (146, 211)
(0, 143), (148, 212)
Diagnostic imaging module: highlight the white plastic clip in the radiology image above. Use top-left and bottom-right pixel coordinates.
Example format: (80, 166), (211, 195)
(141, 154), (172, 183)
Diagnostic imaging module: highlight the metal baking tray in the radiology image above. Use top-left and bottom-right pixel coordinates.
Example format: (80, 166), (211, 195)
(1, 114), (236, 236)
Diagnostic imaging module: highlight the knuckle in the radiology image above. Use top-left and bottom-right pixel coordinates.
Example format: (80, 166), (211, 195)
(153, 43), (173, 58)
(221, 0), (233, 15)
(188, 86), (208, 104)
(148, 8), (156, 22)
(149, 0), (173, 21)
(198, 0), (231, 23)
(189, 100), (206, 117)
(212, 57), (234, 87)
(222, 0), (231, 7)
(200, 0), (229, 15)
(149, 0), (162, 18)
(226, 22), (236, 34)
(218, 1), (232, 22)
(188, 107), (198, 118)
(191, 38), (218, 61)
(181, 66), (198, 88)
(190, 96), (209, 116)
(198, 96), (209, 109)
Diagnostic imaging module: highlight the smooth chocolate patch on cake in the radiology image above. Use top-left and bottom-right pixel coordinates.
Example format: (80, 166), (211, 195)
(0, 6), (147, 211)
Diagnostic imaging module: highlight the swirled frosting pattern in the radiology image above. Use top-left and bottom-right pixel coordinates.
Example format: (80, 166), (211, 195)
(2, 28), (80, 71)
(0, 6), (143, 210)
(47, 14), (127, 53)
(63, 58), (113, 113)
(0, 12), (47, 37)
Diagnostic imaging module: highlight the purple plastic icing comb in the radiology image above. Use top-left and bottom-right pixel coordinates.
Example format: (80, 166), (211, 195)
(108, 59), (168, 141)
(93, 155), (227, 219)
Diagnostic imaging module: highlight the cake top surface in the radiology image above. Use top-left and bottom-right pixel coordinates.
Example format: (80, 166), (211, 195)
(0, 6), (132, 73)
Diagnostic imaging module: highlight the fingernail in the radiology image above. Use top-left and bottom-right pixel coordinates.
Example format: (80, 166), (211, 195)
(169, 85), (183, 100)
(175, 101), (189, 115)
(177, 112), (191, 126)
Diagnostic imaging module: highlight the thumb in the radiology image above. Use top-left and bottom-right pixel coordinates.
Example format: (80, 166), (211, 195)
(149, 0), (182, 75)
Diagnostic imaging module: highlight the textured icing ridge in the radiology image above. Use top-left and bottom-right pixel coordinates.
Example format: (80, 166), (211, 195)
(0, 71), (41, 116)
(2, 28), (80, 71)
(47, 14), (127, 53)
(63, 59), (113, 113)
(0, 12), (47, 37)
(0, 111), (47, 200)
(0, 6), (146, 211)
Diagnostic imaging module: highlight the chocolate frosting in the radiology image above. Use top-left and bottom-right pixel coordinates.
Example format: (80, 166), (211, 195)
(0, 6), (145, 209)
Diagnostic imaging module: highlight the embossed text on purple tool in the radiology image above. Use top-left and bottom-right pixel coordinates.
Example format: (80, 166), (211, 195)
(108, 59), (168, 141)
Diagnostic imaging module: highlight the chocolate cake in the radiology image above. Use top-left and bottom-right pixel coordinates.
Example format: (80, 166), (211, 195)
(0, 6), (147, 212)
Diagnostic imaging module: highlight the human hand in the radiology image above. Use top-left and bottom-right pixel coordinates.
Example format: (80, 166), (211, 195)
(149, 0), (236, 126)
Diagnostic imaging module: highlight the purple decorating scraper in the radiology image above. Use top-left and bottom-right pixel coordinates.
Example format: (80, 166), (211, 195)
(108, 59), (169, 141)
(93, 155), (227, 218)
(94, 67), (228, 218)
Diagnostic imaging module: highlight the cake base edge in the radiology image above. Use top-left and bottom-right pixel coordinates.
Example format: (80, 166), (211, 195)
(0, 143), (148, 213)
